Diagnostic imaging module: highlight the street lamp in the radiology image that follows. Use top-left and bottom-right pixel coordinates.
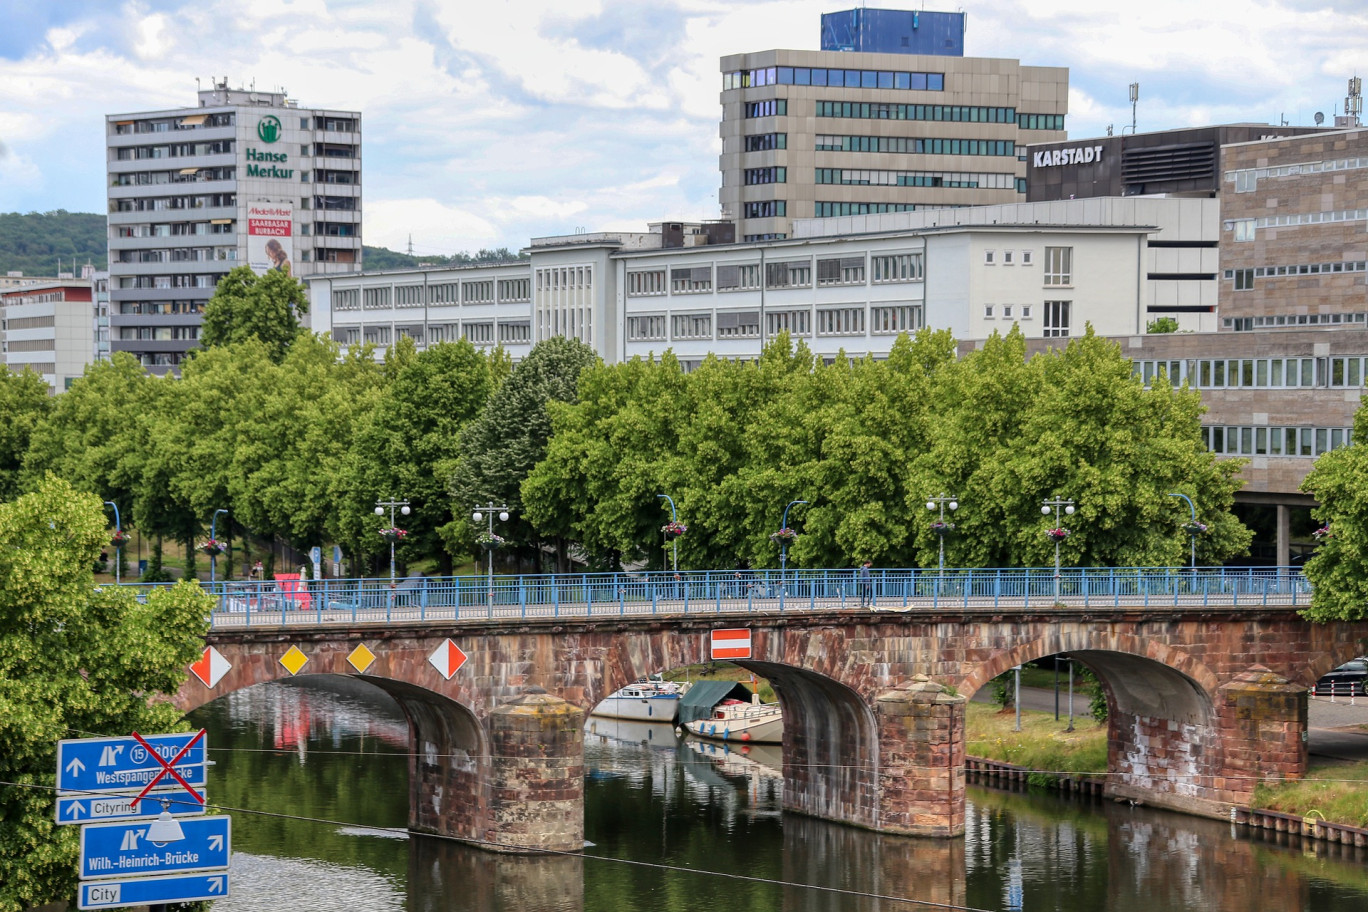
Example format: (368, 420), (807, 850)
(375, 498), (411, 594)
(104, 501), (122, 585)
(1168, 492), (1198, 571)
(657, 494), (678, 574)
(925, 494), (959, 572)
(1041, 497), (1076, 602)
(779, 500), (808, 591)
(472, 503), (509, 608)
(209, 509), (228, 585)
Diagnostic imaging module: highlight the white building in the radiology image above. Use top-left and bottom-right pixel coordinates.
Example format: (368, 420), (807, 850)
(0, 280), (96, 392)
(106, 80), (362, 373)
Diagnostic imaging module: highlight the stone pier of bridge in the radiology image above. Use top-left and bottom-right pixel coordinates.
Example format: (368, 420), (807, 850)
(176, 605), (1368, 851)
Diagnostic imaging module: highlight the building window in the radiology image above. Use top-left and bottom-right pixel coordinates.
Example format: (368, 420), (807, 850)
(1003, 251), (1014, 265)
(1021, 250), (1034, 266)
(744, 167), (786, 185)
(334, 326), (361, 345)
(816, 256), (866, 287)
(816, 307), (865, 336)
(1233, 269), (1255, 291)
(744, 133), (787, 152)
(766, 309), (810, 336)
(1002, 305), (1013, 318)
(1043, 247), (1072, 286)
(1232, 219), (1256, 242)
(497, 278), (531, 302)
(743, 200), (786, 219)
(984, 250), (995, 265)
(743, 99), (788, 118)
(871, 253), (923, 283)
(1021, 305), (1032, 319)
(984, 305), (995, 319)
(333, 289), (360, 310)
(671, 266), (713, 294)
(1043, 300), (1071, 337)
(716, 310), (760, 338)
(463, 322), (494, 344)
(363, 325), (392, 345)
(463, 281), (494, 303)
(871, 304), (923, 334)
(627, 270), (667, 296)
(766, 260), (812, 288)
(362, 287), (391, 308)
(672, 313), (712, 339)
(498, 321), (531, 344)
(426, 324), (456, 344)
(395, 285), (423, 307)
(716, 263), (761, 292)
(429, 283), (458, 304)
(627, 315), (667, 341)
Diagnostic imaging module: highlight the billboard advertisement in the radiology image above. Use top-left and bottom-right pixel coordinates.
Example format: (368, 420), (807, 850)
(247, 202), (293, 276)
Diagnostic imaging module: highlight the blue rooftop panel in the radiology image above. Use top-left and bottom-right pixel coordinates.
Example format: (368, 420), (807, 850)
(820, 8), (966, 57)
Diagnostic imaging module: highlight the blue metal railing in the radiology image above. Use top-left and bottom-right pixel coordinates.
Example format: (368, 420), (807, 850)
(116, 566), (1313, 630)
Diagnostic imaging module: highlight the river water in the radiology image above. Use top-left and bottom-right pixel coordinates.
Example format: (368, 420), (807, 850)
(188, 678), (1368, 912)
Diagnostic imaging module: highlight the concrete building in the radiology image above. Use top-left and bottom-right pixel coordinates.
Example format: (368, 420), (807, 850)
(0, 280), (96, 392)
(106, 80), (362, 373)
(719, 8), (1067, 241)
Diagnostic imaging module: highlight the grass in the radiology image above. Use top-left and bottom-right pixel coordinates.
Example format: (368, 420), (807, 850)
(964, 702), (1108, 777)
(1252, 760), (1368, 828)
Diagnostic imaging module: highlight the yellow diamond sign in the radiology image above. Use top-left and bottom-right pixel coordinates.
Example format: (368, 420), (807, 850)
(279, 645), (309, 676)
(347, 643), (376, 673)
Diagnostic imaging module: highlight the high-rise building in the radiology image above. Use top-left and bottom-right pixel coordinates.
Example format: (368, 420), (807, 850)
(106, 81), (362, 373)
(718, 8), (1067, 241)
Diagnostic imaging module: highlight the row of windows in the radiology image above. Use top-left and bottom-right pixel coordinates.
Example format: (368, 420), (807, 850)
(1137, 356), (1368, 389)
(815, 167), (1020, 190)
(744, 167), (786, 185)
(982, 304), (1035, 320)
(725, 66), (944, 92)
(744, 233), (788, 242)
(1228, 208), (1368, 240)
(536, 266), (593, 290)
(627, 254), (923, 296)
(117, 274), (224, 289)
(118, 326), (199, 341)
(113, 222), (235, 238)
(1226, 259), (1368, 289)
(112, 113), (234, 134)
(1228, 155), (1368, 193)
(112, 193), (237, 213)
(1202, 425), (1351, 458)
(815, 134), (1019, 157)
(5, 338), (56, 352)
(984, 249), (1034, 266)
(334, 321), (529, 347)
(1017, 113), (1066, 131)
(3, 315), (56, 330)
(744, 200), (787, 219)
(745, 133), (787, 152)
(745, 100), (788, 118)
(116, 247), (237, 263)
(627, 304), (925, 341)
(332, 280), (526, 310)
(112, 167), (235, 186)
(1225, 312), (1368, 332)
(117, 301), (206, 315)
(815, 101), (1020, 124)
(114, 140), (234, 160)
(814, 201), (925, 218)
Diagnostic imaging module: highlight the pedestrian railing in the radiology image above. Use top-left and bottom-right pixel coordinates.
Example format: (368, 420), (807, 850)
(115, 566), (1313, 630)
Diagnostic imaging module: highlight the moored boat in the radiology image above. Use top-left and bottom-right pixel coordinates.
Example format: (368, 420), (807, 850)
(683, 694), (783, 744)
(591, 675), (685, 723)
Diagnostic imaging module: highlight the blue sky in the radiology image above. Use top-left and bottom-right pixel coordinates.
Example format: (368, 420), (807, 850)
(0, 0), (1362, 257)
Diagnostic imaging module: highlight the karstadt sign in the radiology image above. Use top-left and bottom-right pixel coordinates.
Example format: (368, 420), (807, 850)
(1033, 144), (1105, 168)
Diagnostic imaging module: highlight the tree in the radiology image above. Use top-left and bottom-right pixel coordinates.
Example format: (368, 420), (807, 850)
(0, 368), (51, 502)
(0, 476), (211, 911)
(199, 265), (309, 363)
(1301, 403), (1368, 620)
(450, 337), (599, 570)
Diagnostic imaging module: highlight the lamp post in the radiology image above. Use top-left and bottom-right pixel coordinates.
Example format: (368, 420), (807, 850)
(925, 493), (959, 572)
(374, 498), (411, 594)
(472, 503), (509, 609)
(209, 509), (228, 585)
(1168, 492), (1198, 571)
(104, 501), (122, 585)
(1041, 497), (1076, 602)
(657, 494), (678, 574)
(779, 500), (808, 593)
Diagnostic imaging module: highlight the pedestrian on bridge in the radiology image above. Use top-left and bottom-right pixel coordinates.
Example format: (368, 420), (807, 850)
(859, 560), (873, 608)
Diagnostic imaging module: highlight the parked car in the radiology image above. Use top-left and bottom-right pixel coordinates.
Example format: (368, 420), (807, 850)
(1313, 658), (1368, 696)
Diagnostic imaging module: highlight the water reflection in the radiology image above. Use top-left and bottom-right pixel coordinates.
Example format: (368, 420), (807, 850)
(191, 679), (1368, 912)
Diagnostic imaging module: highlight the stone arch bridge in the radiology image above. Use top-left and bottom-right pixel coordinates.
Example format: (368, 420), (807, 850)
(176, 603), (1368, 852)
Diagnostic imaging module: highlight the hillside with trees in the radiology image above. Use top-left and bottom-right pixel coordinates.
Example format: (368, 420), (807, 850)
(0, 211), (106, 276)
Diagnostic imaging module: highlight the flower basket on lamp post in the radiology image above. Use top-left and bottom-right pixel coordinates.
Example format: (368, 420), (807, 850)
(379, 527), (407, 544)
(476, 531), (505, 551)
(769, 527), (798, 547)
(1044, 527), (1070, 543)
(662, 521), (687, 541)
(110, 529), (130, 549)
(1182, 521), (1208, 536)
(1313, 525), (1332, 541)
(929, 521), (955, 537)
(199, 538), (226, 557)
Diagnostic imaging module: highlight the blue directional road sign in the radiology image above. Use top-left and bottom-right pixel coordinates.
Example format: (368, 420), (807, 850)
(80, 815), (230, 880)
(79, 872), (229, 910)
(57, 733), (207, 795)
(57, 792), (207, 826)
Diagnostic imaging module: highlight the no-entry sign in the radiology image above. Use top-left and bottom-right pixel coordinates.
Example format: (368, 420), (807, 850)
(710, 628), (752, 660)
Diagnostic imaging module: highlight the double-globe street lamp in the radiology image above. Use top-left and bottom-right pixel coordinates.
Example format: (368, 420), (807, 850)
(472, 503), (509, 609)
(657, 494), (679, 575)
(209, 508), (228, 585)
(1168, 492), (1199, 571)
(925, 494), (959, 573)
(1041, 497), (1076, 602)
(104, 501), (122, 585)
(375, 498), (411, 594)
(778, 499), (809, 593)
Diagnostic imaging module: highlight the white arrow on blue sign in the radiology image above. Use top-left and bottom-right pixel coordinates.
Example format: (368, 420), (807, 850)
(80, 815), (230, 880)
(57, 791), (206, 826)
(78, 872), (229, 910)
(57, 733), (207, 795)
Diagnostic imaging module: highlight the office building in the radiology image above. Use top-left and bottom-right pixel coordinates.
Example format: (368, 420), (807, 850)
(719, 7), (1067, 241)
(106, 81), (362, 373)
(0, 280), (96, 392)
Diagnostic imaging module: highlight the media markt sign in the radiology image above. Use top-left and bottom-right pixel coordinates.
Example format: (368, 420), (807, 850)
(257, 114), (282, 143)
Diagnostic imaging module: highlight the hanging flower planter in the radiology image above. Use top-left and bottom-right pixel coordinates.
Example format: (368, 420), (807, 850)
(476, 532), (506, 550)
(662, 521), (688, 540)
(1182, 521), (1208, 536)
(379, 527), (408, 544)
(1313, 525), (1332, 541)
(929, 521), (955, 536)
(199, 538), (226, 556)
(769, 527), (798, 546)
(1044, 527), (1070, 542)
(110, 529), (130, 548)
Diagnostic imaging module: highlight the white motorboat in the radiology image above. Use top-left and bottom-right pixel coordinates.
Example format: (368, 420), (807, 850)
(591, 675), (685, 723)
(683, 694), (783, 744)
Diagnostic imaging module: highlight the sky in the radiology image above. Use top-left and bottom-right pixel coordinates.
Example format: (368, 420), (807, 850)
(0, 0), (1362, 258)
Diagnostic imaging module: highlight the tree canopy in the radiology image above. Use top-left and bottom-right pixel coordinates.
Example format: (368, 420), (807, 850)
(199, 265), (309, 363)
(1301, 402), (1368, 620)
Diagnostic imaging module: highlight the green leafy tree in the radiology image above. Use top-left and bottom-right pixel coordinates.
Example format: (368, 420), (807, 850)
(199, 265), (309, 363)
(1302, 403), (1368, 620)
(0, 476), (211, 911)
(0, 368), (52, 502)
(1146, 317), (1180, 333)
(450, 337), (599, 570)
